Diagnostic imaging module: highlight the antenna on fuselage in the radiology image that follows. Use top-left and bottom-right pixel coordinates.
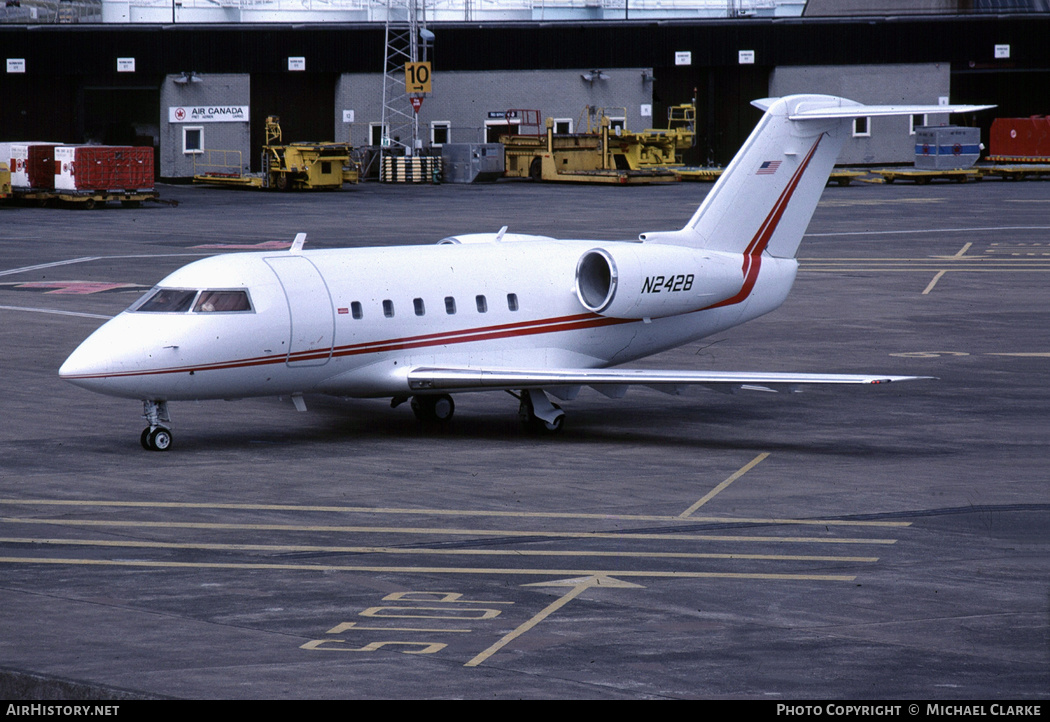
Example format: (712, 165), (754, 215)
(290, 233), (307, 254)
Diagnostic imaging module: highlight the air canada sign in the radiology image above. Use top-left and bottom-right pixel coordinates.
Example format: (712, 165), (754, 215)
(168, 106), (250, 123)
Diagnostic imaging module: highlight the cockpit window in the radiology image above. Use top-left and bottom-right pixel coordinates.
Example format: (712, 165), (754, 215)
(194, 290), (252, 313)
(133, 288), (197, 313)
(130, 288), (253, 314)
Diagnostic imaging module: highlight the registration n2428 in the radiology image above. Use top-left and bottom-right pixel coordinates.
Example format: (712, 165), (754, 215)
(642, 274), (694, 294)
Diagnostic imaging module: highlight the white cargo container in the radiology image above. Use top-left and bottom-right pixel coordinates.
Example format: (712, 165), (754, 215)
(914, 126), (981, 170)
(0, 142), (59, 189)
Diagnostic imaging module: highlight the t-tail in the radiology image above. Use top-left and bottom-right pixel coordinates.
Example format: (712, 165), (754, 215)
(640, 94), (993, 259)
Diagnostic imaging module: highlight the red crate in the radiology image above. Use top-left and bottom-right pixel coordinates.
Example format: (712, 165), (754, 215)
(54, 146), (154, 192)
(990, 117), (1050, 159)
(27, 144), (57, 190)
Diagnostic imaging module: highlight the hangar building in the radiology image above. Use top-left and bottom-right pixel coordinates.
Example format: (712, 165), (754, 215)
(0, 1), (1046, 179)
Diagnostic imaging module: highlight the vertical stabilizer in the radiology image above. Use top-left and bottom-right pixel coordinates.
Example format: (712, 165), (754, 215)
(641, 95), (992, 260)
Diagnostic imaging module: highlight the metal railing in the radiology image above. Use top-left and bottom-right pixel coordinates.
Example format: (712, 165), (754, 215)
(192, 149), (248, 179)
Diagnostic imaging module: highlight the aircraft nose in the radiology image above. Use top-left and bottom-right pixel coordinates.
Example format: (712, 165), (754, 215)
(60, 334), (113, 386)
(59, 318), (136, 393)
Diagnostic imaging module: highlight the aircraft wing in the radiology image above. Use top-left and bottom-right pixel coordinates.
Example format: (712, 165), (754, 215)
(407, 366), (930, 397)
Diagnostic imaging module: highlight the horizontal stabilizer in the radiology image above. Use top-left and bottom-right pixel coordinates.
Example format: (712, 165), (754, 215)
(784, 102), (995, 121)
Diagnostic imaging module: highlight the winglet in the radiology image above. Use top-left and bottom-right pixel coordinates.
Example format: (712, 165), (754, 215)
(290, 233), (307, 254)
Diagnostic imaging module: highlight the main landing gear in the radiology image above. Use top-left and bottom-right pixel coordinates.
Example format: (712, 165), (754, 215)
(410, 394), (456, 423)
(402, 390), (565, 434)
(140, 399), (173, 451)
(517, 389), (565, 434)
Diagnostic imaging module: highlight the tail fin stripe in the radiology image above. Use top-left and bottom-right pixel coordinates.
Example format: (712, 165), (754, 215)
(704, 134), (823, 311)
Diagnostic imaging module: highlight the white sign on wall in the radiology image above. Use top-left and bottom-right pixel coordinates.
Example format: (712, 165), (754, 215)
(640, 104), (652, 118)
(675, 51), (692, 66)
(738, 50), (755, 65)
(169, 106), (250, 123)
(6, 58), (25, 73)
(117, 57), (136, 73)
(343, 110), (355, 123)
(288, 56), (306, 71)
(994, 44), (1010, 59)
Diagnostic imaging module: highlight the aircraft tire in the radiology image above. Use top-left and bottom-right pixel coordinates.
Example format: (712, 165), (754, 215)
(147, 427), (173, 451)
(518, 395), (564, 434)
(411, 394), (455, 423)
(542, 410), (565, 434)
(140, 428), (152, 450)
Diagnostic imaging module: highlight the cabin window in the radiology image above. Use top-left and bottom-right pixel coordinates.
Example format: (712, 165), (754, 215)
(132, 288), (197, 313)
(444, 296), (456, 315)
(475, 295), (487, 313)
(383, 299), (395, 318)
(413, 297), (426, 316)
(507, 293), (519, 312)
(351, 301), (363, 319)
(194, 290), (252, 313)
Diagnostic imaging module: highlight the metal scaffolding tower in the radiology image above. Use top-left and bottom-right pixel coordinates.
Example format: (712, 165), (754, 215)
(380, 0), (429, 165)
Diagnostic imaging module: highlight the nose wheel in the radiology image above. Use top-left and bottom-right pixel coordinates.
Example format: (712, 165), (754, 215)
(141, 400), (173, 451)
(141, 426), (174, 451)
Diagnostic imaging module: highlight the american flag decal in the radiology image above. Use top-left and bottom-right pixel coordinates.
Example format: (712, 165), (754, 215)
(756, 160), (781, 175)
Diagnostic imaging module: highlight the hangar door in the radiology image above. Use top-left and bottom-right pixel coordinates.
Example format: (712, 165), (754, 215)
(250, 73), (338, 172)
(653, 65), (769, 167)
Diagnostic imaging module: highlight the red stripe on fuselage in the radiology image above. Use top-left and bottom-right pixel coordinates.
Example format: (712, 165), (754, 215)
(64, 312), (635, 380)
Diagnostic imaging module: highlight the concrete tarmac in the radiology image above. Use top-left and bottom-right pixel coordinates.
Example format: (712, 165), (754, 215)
(0, 178), (1047, 699)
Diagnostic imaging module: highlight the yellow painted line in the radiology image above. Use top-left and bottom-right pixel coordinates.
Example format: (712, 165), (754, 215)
(920, 242), (971, 294)
(0, 499), (912, 528)
(326, 623), (471, 634)
(679, 453), (769, 518)
(817, 198), (944, 207)
(0, 556), (858, 581)
(0, 518), (899, 545)
(465, 577), (599, 667)
(987, 352), (1050, 358)
(922, 270), (947, 295)
(0, 538), (879, 563)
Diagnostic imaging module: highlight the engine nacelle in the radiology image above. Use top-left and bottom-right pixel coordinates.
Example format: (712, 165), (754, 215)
(574, 244), (742, 319)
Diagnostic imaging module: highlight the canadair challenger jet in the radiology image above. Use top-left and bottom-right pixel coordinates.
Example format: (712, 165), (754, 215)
(60, 95), (990, 450)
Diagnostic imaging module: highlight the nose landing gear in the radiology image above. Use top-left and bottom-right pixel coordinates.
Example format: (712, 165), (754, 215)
(140, 400), (173, 451)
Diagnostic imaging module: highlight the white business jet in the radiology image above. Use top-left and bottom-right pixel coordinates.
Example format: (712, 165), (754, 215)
(60, 95), (990, 450)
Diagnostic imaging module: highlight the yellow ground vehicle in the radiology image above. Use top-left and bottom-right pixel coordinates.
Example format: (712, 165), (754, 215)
(194, 116), (358, 190)
(607, 103), (696, 171)
(0, 162), (10, 198)
(501, 110), (677, 184)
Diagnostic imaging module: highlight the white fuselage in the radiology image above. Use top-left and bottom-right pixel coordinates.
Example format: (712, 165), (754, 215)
(59, 237), (797, 402)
